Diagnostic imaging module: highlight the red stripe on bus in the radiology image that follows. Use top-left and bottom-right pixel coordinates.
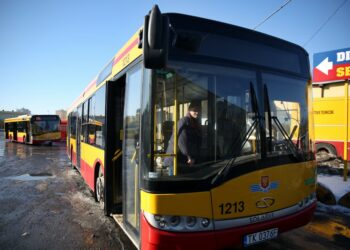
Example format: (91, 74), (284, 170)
(84, 79), (97, 93)
(80, 158), (95, 191)
(113, 37), (139, 66)
(80, 157), (103, 192)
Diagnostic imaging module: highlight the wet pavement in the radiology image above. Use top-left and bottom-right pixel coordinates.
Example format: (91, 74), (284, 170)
(0, 132), (349, 249)
(0, 133), (135, 250)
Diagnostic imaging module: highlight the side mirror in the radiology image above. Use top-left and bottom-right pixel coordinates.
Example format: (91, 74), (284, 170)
(143, 5), (169, 69)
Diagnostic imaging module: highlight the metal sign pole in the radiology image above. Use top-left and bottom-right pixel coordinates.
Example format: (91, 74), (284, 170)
(344, 80), (349, 181)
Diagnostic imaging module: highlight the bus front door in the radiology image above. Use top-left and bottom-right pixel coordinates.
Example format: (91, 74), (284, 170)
(76, 105), (82, 170)
(106, 63), (142, 244)
(13, 122), (18, 141)
(122, 64), (142, 240)
(105, 75), (126, 215)
(5, 123), (9, 139)
(24, 121), (29, 143)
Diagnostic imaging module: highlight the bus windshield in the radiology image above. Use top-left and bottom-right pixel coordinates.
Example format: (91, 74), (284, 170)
(146, 61), (310, 181)
(31, 116), (60, 135)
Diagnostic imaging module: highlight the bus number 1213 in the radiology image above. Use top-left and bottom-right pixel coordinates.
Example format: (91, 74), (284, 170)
(219, 201), (245, 215)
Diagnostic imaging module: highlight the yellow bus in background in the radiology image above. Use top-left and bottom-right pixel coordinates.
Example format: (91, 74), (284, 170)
(67, 5), (316, 249)
(4, 115), (61, 145)
(312, 81), (349, 159)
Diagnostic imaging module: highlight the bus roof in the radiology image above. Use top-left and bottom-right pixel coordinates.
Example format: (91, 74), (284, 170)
(4, 115), (59, 123)
(67, 29), (142, 113)
(4, 115), (31, 123)
(67, 12), (310, 113)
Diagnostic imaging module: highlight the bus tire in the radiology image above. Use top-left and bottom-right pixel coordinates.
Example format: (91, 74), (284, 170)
(70, 147), (75, 169)
(316, 143), (337, 156)
(95, 167), (105, 209)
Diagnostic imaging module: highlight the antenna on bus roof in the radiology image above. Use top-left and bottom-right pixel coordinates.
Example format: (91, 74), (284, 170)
(142, 5), (169, 69)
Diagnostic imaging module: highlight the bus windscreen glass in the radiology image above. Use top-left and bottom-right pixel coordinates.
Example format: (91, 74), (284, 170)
(31, 116), (60, 135)
(146, 61), (310, 181)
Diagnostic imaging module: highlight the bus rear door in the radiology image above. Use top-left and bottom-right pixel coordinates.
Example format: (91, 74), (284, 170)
(76, 105), (82, 170)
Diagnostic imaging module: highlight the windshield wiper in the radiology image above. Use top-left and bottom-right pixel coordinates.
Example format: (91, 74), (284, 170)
(263, 84), (304, 160)
(213, 82), (261, 183)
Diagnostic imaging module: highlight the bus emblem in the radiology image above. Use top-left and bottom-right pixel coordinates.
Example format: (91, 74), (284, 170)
(261, 176), (269, 189)
(256, 197), (275, 208)
(250, 177), (279, 193)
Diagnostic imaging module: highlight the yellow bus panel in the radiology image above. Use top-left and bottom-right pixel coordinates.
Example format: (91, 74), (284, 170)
(141, 162), (316, 220)
(141, 191), (212, 218)
(211, 161), (316, 219)
(81, 142), (105, 168)
(313, 97), (346, 141)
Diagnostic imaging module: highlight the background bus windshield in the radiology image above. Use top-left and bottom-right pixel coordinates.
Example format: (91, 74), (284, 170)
(32, 117), (59, 135)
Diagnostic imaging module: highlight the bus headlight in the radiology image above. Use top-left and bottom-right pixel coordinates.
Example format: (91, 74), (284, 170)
(154, 214), (162, 221)
(297, 192), (316, 210)
(186, 216), (196, 227)
(170, 216), (181, 227)
(298, 200), (304, 207)
(144, 212), (213, 232)
(201, 218), (210, 228)
(159, 220), (166, 228)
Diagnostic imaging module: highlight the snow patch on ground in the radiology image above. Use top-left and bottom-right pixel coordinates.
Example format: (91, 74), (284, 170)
(317, 174), (350, 201)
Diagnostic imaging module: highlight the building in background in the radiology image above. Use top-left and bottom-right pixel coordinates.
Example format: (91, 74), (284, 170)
(0, 109), (29, 130)
(55, 109), (67, 121)
(55, 109), (67, 141)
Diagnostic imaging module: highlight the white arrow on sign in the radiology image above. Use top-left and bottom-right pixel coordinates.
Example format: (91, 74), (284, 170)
(316, 57), (333, 75)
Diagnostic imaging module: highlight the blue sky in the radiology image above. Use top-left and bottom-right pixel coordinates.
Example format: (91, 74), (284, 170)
(0, 0), (349, 114)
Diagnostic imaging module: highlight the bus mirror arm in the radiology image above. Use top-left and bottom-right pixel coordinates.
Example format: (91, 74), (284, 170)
(143, 5), (169, 69)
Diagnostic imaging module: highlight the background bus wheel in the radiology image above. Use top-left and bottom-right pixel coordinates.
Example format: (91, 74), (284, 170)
(316, 143), (337, 155)
(95, 168), (105, 209)
(316, 143), (337, 162)
(70, 147), (75, 169)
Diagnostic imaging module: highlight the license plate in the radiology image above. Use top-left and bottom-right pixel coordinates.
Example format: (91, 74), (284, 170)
(243, 228), (278, 247)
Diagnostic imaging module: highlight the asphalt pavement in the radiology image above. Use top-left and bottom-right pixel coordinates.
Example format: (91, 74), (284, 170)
(0, 133), (349, 249)
(0, 133), (135, 250)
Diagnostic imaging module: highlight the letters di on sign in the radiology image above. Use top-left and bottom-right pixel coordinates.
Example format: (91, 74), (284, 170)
(337, 51), (350, 62)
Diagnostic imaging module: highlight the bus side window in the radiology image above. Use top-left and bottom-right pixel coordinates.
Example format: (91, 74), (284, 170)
(82, 101), (89, 143)
(88, 96), (96, 145)
(94, 86), (106, 148)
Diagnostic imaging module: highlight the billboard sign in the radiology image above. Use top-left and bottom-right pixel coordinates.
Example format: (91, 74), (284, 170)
(313, 47), (350, 83)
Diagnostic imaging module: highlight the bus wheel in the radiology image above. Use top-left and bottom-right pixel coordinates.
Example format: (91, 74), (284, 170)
(95, 168), (105, 208)
(316, 143), (337, 155)
(70, 147), (74, 169)
(316, 143), (337, 161)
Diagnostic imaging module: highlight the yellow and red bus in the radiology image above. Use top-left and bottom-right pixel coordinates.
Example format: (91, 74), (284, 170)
(67, 6), (316, 249)
(4, 115), (61, 145)
(59, 119), (67, 141)
(312, 80), (350, 159)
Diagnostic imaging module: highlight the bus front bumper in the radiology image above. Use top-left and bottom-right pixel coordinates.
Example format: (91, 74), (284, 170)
(141, 202), (316, 250)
